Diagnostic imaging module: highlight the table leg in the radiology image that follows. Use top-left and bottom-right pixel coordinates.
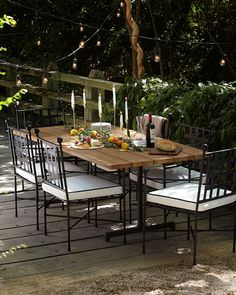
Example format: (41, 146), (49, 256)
(105, 166), (144, 241)
(104, 166), (175, 241)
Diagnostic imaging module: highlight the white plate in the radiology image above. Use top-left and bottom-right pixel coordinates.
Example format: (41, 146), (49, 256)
(91, 122), (111, 131)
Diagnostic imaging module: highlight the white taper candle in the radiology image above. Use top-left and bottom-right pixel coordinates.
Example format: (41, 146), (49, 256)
(125, 96), (128, 122)
(120, 111), (123, 129)
(98, 93), (102, 117)
(83, 88), (86, 108)
(71, 90), (75, 111)
(112, 84), (116, 108)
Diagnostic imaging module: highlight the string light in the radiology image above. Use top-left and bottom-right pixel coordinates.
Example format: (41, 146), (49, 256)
(36, 38), (41, 46)
(220, 55), (226, 66)
(116, 8), (121, 18)
(72, 57), (77, 70)
(96, 36), (101, 47)
(16, 74), (22, 87)
(79, 40), (85, 48)
(154, 51), (160, 62)
(5, 0), (233, 71)
(80, 24), (84, 32)
(42, 72), (48, 85)
(79, 36), (86, 48)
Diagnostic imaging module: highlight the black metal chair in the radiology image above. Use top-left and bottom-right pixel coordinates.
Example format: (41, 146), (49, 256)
(136, 113), (170, 139)
(143, 147), (236, 265)
(128, 114), (171, 220)
(131, 122), (216, 191)
(7, 124), (42, 230)
(15, 102), (65, 129)
(37, 137), (126, 252)
(6, 121), (85, 230)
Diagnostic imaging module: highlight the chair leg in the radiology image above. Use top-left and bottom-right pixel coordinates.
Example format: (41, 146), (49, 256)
(233, 204), (236, 253)
(209, 211), (212, 230)
(36, 186), (39, 231)
(119, 197), (123, 220)
(164, 209), (167, 240)
(122, 170), (126, 245)
(14, 175), (18, 217)
(21, 179), (25, 191)
(66, 201), (71, 252)
(87, 199), (91, 224)
(128, 170), (132, 224)
(187, 213), (190, 240)
(95, 199), (98, 228)
(123, 193), (126, 245)
(193, 213), (198, 265)
(142, 194), (146, 254)
(43, 192), (47, 236)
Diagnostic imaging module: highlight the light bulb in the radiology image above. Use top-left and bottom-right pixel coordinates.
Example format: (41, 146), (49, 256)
(43, 77), (48, 85)
(16, 75), (22, 87)
(80, 24), (84, 32)
(96, 39), (101, 47)
(79, 40), (85, 48)
(116, 9), (121, 18)
(42, 73), (48, 85)
(72, 57), (77, 70)
(154, 54), (160, 63)
(120, 2), (124, 8)
(37, 39), (41, 46)
(220, 57), (226, 66)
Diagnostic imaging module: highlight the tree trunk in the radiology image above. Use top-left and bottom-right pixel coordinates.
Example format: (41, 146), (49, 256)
(123, 0), (144, 80)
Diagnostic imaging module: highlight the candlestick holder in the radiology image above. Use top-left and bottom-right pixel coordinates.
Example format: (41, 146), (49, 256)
(99, 114), (102, 131)
(113, 106), (116, 128)
(73, 110), (76, 128)
(83, 108), (86, 123)
(125, 120), (130, 138)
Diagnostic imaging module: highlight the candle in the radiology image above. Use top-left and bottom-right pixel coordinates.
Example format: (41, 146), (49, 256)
(98, 93), (102, 117)
(112, 84), (116, 108)
(125, 96), (128, 122)
(120, 111), (123, 129)
(71, 90), (75, 111)
(83, 88), (86, 108)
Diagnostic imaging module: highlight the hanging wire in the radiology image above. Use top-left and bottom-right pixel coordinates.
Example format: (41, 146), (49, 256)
(4, 0), (235, 70)
(5, 0), (236, 46)
(56, 5), (117, 63)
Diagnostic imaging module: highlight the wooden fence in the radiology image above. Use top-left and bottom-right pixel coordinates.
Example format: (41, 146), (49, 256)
(0, 61), (123, 122)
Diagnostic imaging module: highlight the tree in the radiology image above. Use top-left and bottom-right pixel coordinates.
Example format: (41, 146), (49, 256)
(0, 0), (235, 83)
(0, 14), (26, 110)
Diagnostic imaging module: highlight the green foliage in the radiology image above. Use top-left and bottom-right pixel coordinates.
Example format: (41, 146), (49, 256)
(0, 14), (16, 28)
(0, 89), (28, 110)
(116, 78), (145, 129)
(124, 77), (236, 148)
(1, 1), (235, 81)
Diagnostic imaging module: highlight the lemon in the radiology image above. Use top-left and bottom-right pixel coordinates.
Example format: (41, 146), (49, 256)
(70, 128), (78, 136)
(121, 142), (129, 150)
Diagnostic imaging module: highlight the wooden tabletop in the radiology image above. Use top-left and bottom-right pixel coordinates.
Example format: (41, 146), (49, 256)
(36, 125), (203, 170)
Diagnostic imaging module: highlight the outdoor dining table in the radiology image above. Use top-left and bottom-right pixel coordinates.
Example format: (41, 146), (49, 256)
(35, 125), (204, 239)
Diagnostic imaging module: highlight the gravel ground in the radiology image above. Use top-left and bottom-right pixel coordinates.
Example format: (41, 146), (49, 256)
(19, 255), (236, 295)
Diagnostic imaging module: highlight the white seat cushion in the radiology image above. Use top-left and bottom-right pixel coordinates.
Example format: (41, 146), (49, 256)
(42, 174), (123, 201)
(130, 166), (201, 190)
(147, 183), (236, 212)
(15, 162), (42, 184)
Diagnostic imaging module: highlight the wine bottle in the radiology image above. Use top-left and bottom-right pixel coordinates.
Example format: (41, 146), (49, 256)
(146, 113), (156, 148)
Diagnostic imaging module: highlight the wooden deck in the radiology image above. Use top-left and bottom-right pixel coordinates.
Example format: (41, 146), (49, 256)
(0, 114), (235, 294)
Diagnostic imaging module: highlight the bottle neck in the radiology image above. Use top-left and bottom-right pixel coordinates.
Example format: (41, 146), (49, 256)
(148, 113), (152, 123)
